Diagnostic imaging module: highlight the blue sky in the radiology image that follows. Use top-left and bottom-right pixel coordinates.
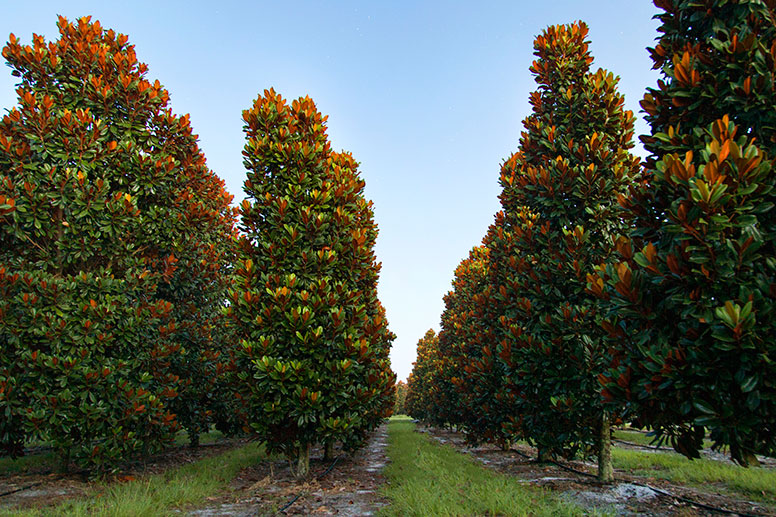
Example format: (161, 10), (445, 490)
(1, 1), (661, 382)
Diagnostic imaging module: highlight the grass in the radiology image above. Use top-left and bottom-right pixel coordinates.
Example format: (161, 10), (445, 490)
(172, 428), (225, 447)
(1, 441), (265, 517)
(0, 429), (227, 477)
(613, 429), (666, 448)
(379, 416), (593, 517)
(0, 452), (56, 476)
(612, 429), (713, 449)
(612, 447), (776, 504)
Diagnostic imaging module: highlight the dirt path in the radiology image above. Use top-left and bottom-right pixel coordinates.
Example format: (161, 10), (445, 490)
(187, 423), (390, 516)
(418, 425), (774, 517)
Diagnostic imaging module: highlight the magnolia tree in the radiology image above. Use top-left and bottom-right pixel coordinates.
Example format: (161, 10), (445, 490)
(436, 247), (482, 430)
(394, 380), (408, 415)
(0, 16), (235, 470)
(491, 21), (640, 481)
(592, 0), (776, 465)
(405, 329), (439, 422)
(428, 306), (462, 428)
(228, 89), (394, 478)
(438, 244), (511, 447)
(476, 213), (528, 449)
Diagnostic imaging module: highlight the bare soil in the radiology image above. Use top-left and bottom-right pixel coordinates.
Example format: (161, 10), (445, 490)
(186, 423), (390, 516)
(0, 439), (248, 513)
(418, 424), (775, 517)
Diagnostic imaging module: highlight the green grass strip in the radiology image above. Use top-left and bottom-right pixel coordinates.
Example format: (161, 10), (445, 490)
(613, 429), (665, 448)
(2, 442), (264, 517)
(612, 448), (776, 503)
(613, 429), (713, 449)
(0, 453), (55, 476)
(0, 430), (227, 477)
(379, 417), (588, 517)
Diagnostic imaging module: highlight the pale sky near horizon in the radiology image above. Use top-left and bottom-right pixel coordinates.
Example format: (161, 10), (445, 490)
(1, 1), (661, 382)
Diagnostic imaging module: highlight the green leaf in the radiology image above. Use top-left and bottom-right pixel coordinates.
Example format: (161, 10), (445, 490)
(693, 400), (715, 415)
(740, 375), (758, 393)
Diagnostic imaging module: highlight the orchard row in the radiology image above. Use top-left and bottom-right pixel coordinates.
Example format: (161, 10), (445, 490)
(0, 16), (394, 477)
(406, 1), (776, 482)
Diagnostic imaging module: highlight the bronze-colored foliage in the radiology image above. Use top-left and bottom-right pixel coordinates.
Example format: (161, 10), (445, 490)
(228, 89), (394, 478)
(405, 329), (439, 422)
(595, 0), (776, 466)
(489, 21), (640, 480)
(0, 16), (236, 470)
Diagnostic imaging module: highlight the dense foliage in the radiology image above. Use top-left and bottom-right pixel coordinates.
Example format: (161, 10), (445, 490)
(593, 0), (776, 465)
(228, 89), (394, 478)
(486, 21), (640, 480)
(394, 380), (408, 415)
(405, 330), (439, 422)
(0, 16), (236, 470)
(409, 1), (776, 475)
(439, 245), (512, 447)
(4, 0), (776, 480)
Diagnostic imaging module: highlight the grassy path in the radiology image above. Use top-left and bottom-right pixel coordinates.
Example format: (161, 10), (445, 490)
(1, 442), (264, 517)
(379, 417), (589, 516)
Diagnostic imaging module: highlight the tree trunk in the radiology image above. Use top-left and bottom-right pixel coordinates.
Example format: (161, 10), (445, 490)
(323, 441), (334, 461)
(58, 447), (71, 474)
(598, 412), (614, 483)
(537, 447), (551, 463)
(189, 431), (200, 448)
(293, 443), (311, 479)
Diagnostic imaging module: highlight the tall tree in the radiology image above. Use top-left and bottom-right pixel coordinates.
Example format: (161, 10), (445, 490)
(592, 0), (776, 465)
(493, 21), (640, 481)
(405, 329), (439, 423)
(0, 16), (235, 470)
(229, 89), (393, 478)
(394, 380), (408, 415)
(479, 213), (526, 450)
(430, 294), (463, 428)
(438, 244), (512, 447)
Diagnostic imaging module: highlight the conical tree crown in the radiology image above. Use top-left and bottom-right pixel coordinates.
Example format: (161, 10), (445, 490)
(0, 16), (236, 469)
(230, 89), (393, 461)
(405, 329), (439, 422)
(490, 21), (639, 460)
(438, 244), (511, 446)
(501, 21), (638, 230)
